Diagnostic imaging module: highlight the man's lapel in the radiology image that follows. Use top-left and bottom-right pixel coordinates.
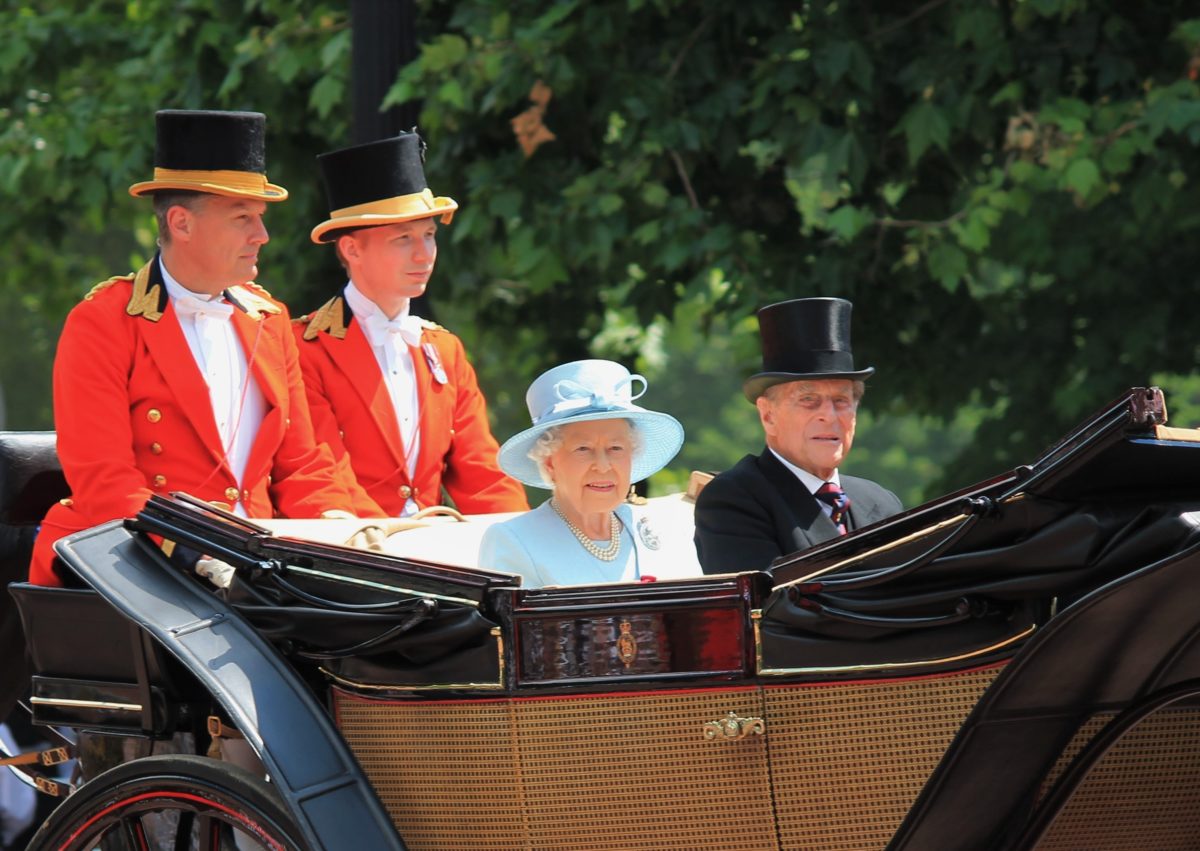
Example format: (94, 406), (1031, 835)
(322, 318), (408, 471)
(231, 309), (283, 410)
(756, 448), (840, 547)
(409, 331), (441, 489)
(842, 478), (885, 531)
(134, 259), (226, 468)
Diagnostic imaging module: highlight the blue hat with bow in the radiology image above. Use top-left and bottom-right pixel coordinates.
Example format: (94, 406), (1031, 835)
(497, 359), (685, 488)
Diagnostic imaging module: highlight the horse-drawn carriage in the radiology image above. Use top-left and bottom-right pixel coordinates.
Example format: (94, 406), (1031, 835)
(4, 386), (1200, 850)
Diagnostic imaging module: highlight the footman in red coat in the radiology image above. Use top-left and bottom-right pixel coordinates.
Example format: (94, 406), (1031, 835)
(30, 110), (355, 586)
(295, 132), (528, 518)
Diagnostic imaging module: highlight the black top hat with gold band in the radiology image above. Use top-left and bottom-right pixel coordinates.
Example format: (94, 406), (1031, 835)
(743, 297), (875, 401)
(128, 110), (288, 201)
(310, 131), (457, 244)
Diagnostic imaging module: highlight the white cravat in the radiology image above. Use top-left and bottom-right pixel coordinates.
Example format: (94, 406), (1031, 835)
(161, 260), (266, 513)
(344, 281), (422, 515)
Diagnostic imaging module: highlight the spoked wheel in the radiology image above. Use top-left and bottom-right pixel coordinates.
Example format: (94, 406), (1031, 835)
(27, 753), (308, 851)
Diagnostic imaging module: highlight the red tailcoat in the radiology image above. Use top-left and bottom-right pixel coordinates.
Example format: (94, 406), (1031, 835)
(294, 295), (529, 517)
(30, 257), (354, 586)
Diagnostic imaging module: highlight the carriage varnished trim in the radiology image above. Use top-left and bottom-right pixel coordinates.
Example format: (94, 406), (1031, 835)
(751, 609), (1035, 676)
(286, 564), (481, 607)
(772, 514), (970, 591)
(30, 696), (143, 712)
(319, 627), (506, 691)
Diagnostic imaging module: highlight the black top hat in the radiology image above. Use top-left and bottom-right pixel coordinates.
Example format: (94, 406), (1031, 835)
(310, 131), (457, 243)
(128, 110), (287, 201)
(743, 297), (875, 401)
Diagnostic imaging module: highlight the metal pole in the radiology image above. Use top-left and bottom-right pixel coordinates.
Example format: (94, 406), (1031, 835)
(349, 0), (434, 317)
(350, 0), (419, 144)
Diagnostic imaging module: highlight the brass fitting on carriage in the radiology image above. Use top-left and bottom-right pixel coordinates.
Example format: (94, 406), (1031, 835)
(703, 711), (766, 741)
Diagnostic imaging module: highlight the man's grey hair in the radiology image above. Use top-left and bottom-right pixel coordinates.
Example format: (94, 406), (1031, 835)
(527, 419), (643, 488)
(152, 190), (208, 245)
(762, 379), (866, 404)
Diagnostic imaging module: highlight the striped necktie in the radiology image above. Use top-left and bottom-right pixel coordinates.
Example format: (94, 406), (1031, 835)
(814, 481), (850, 535)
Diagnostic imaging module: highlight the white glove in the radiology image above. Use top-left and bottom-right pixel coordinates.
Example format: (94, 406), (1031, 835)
(343, 518), (430, 552)
(195, 556), (237, 589)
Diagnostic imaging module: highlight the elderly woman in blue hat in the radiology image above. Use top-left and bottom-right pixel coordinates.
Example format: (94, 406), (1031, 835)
(478, 360), (685, 586)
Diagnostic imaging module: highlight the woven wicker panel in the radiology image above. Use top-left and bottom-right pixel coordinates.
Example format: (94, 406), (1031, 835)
(1034, 708), (1200, 850)
(765, 666), (1000, 851)
(513, 688), (776, 850)
(335, 692), (529, 850)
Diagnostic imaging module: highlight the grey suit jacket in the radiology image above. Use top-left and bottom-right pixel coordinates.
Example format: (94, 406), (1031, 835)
(693, 448), (903, 574)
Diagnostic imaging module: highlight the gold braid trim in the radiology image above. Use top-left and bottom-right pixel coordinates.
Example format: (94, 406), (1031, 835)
(225, 284), (281, 321)
(125, 261), (165, 322)
(301, 295), (348, 341)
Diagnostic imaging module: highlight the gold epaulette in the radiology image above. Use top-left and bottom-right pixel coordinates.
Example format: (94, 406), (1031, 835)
(302, 295), (348, 341)
(84, 273), (134, 301)
(416, 317), (447, 333)
(226, 284), (282, 321)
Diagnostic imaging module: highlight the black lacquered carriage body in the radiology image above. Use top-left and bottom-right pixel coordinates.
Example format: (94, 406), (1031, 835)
(5, 386), (1200, 850)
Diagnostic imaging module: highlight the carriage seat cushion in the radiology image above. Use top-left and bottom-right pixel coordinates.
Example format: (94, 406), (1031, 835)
(257, 493), (704, 577)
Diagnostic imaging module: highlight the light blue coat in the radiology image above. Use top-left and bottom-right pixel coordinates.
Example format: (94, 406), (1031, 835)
(478, 501), (701, 587)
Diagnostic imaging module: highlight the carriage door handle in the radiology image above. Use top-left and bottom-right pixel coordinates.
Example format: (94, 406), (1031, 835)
(703, 712), (766, 741)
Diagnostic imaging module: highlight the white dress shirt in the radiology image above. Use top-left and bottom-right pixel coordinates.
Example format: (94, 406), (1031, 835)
(161, 260), (265, 513)
(344, 281), (422, 516)
(768, 447), (842, 521)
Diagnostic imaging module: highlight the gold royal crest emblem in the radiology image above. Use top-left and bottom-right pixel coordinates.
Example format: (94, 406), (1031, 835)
(616, 620), (638, 668)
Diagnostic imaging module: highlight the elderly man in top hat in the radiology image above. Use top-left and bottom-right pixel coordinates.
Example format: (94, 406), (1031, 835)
(29, 109), (357, 587)
(694, 298), (903, 573)
(294, 131), (528, 518)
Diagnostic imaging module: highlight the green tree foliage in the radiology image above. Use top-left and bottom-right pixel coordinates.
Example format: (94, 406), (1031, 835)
(4, 1), (1200, 504)
(0, 1), (352, 426)
(389, 0), (1200, 495)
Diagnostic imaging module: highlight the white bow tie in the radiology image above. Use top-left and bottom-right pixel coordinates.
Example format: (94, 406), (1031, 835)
(173, 293), (234, 322)
(363, 311), (423, 349)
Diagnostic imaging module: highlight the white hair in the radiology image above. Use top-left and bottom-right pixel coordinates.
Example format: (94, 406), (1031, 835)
(527, 419), (643, 488)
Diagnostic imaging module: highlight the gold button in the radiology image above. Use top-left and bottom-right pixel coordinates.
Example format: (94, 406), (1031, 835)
(242, 489), (250, 501)
(398, 485), (412, 498)
(154, 475), (167, 487)
(225, 487), (240, 502)
(150, 442), (163, 455)
(449, 428), (455, 436)
(147, 408), (162, 423)
(59, 497), (73, 507)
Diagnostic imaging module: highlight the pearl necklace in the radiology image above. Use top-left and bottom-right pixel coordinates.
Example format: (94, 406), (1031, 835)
(549, 498), (622, 561)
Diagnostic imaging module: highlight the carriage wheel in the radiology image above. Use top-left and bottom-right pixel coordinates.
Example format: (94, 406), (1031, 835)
(26, 753), (308, 851)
